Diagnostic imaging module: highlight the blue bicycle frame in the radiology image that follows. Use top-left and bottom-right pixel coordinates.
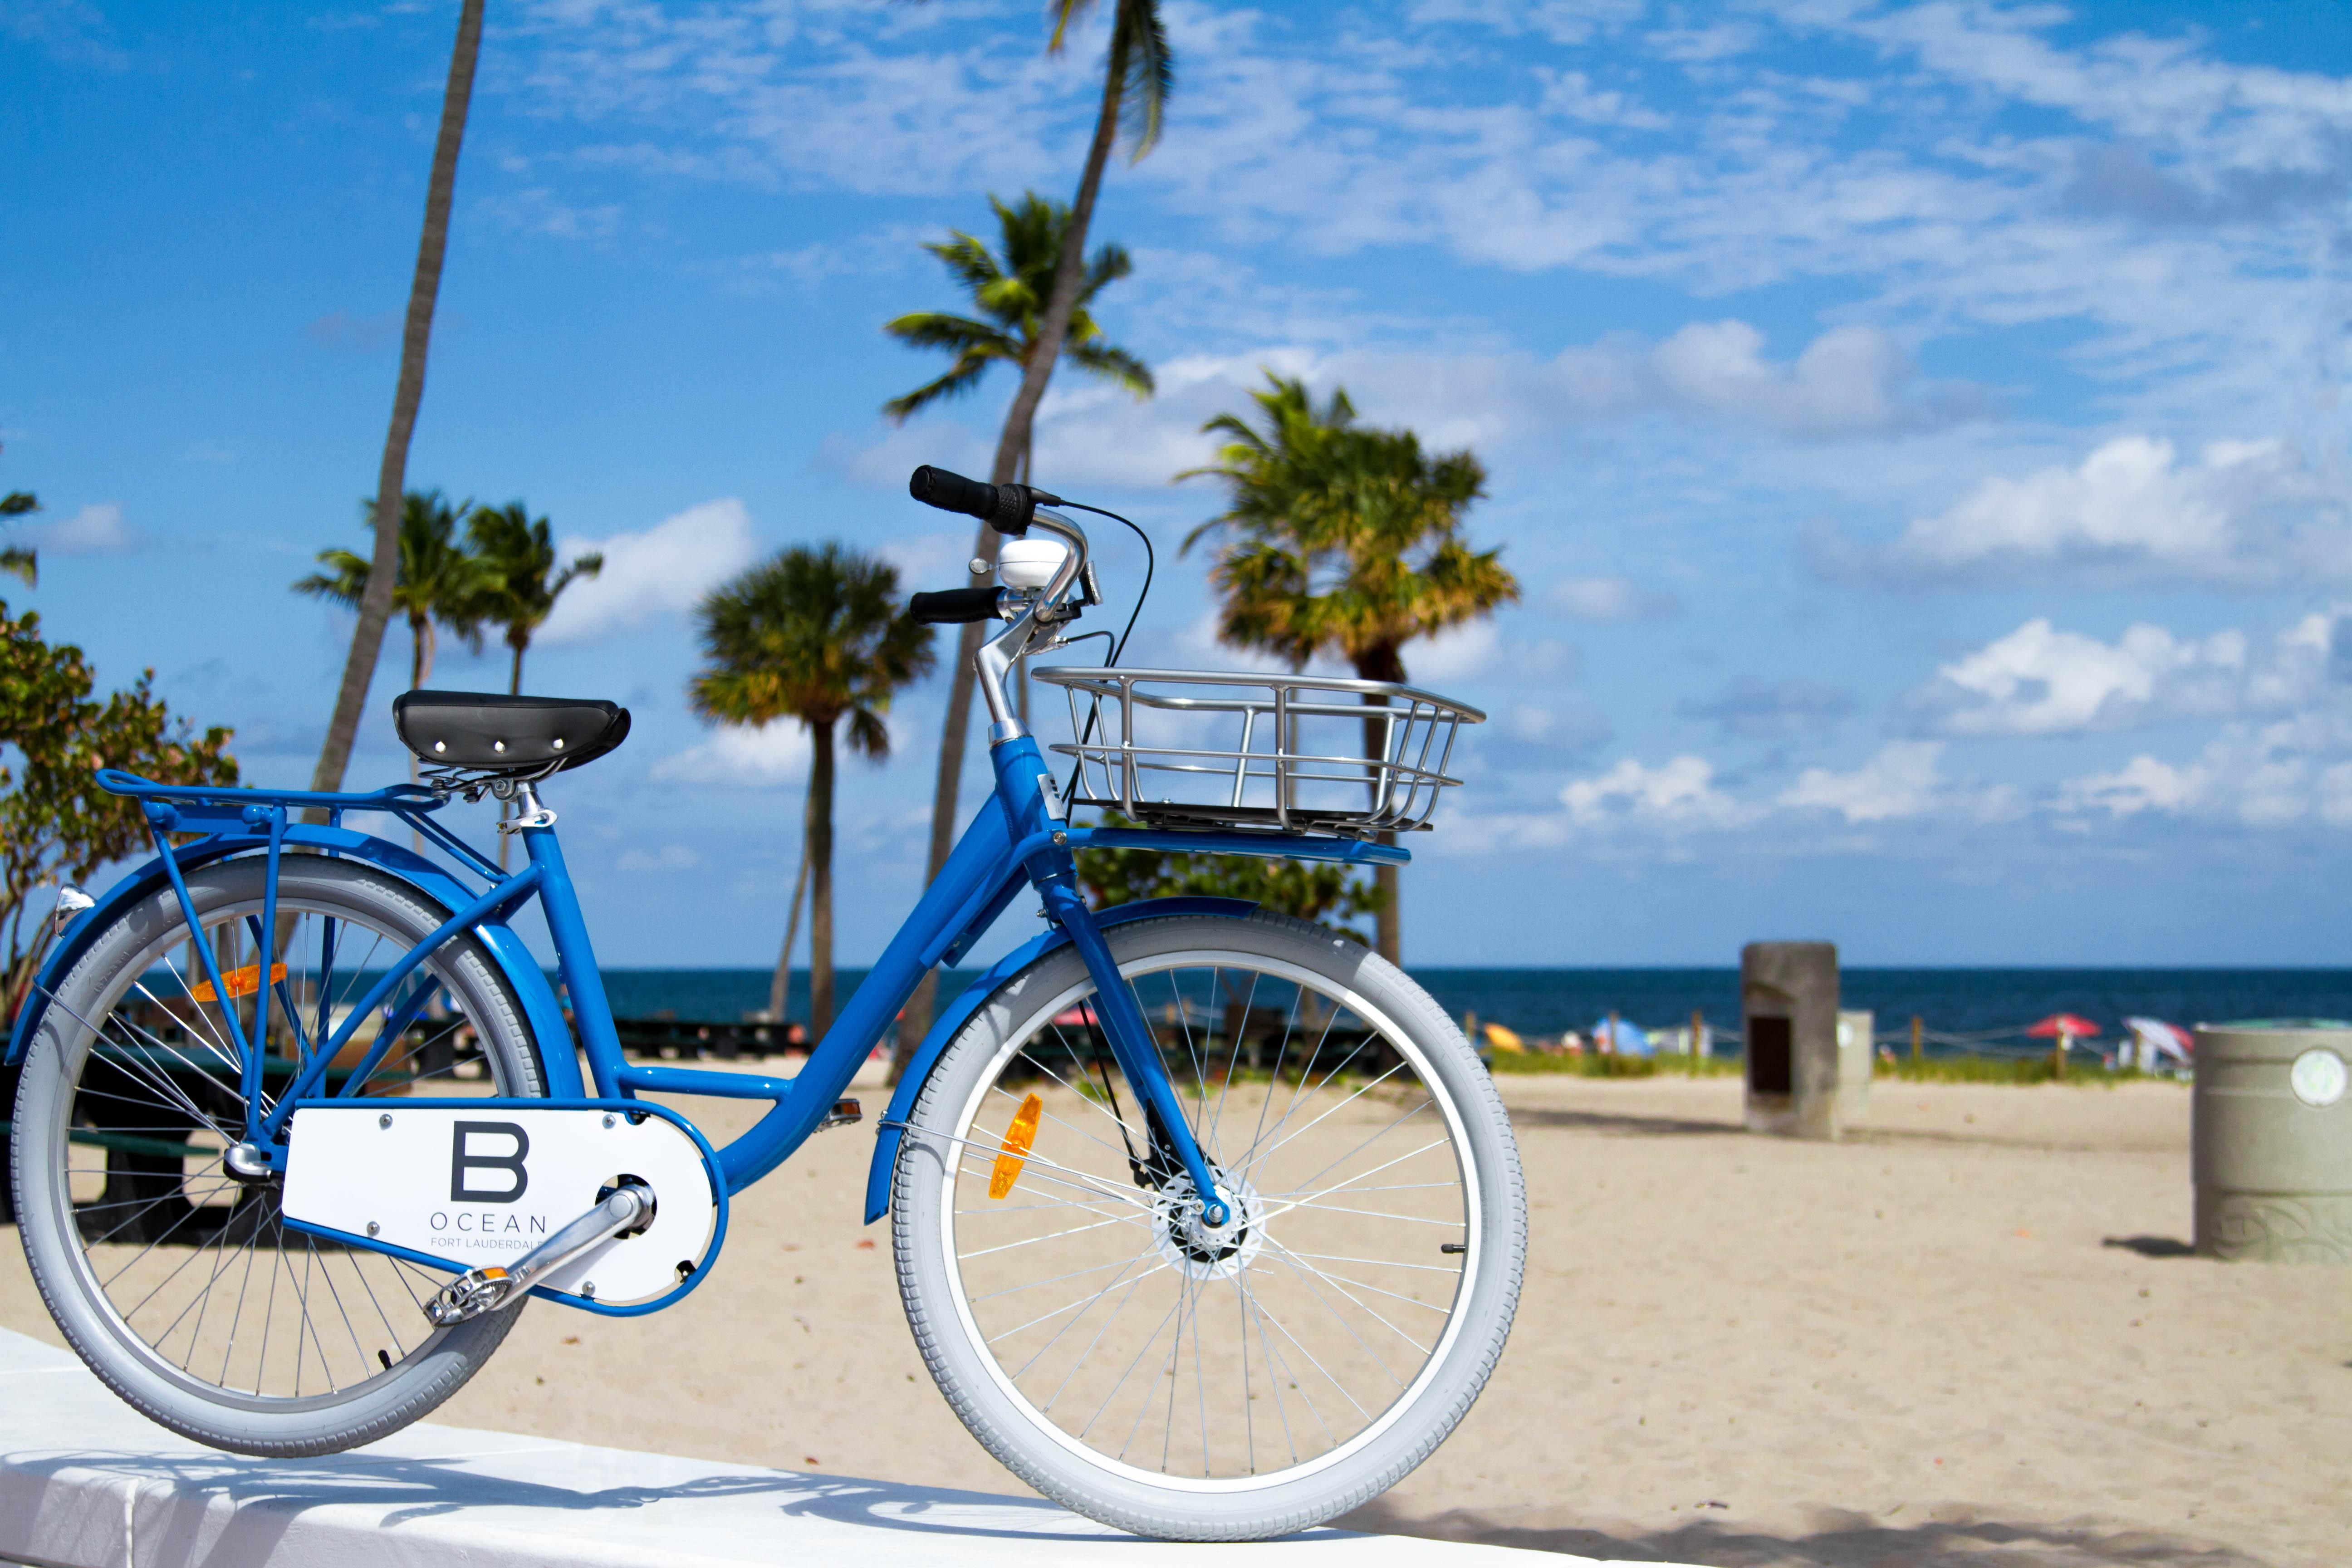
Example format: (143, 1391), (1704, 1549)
(10, 745), (1405, 1291)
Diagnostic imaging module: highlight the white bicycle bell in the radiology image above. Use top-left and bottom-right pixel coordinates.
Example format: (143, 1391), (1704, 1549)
(997, 536), (1068, 592)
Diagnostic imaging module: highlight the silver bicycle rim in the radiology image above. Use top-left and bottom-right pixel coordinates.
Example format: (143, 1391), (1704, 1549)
(933, 948), (1480, 1491)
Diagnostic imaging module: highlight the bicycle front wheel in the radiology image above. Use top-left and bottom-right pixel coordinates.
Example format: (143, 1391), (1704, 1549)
(892, 911), (1525, 1540)
(10, 855), (548, 1455)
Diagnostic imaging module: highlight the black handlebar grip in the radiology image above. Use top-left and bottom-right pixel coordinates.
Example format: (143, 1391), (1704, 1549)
(909, 587), (1004, 625)
(909, 466), (998, 521)
(908, 466), (1062, 537)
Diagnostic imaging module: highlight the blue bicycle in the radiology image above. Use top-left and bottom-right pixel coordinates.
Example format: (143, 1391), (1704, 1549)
(8, 469), (1525, 1540)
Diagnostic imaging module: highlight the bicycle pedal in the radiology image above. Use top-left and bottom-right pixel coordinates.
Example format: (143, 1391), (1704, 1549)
(820, 1098), (861, 1130)
(426, 1266), (515, 1326)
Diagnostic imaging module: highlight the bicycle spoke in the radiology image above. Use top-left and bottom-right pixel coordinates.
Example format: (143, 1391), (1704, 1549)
(986, 1255), (1178, 1346)
(1274, 1090), (1436, 1198)
(1263, 1239), (1441, 1346)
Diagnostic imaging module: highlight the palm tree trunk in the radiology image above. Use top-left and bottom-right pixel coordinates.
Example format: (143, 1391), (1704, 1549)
(769, 845), (809, 1024)
(898, 21), (1133, 1078)
(807, 717), (838, 1039)
(500, 637), (526, 869)
(1354, 645), (1406, 965)
(307, 0), (482, 799)
(412, 615), (434, 854)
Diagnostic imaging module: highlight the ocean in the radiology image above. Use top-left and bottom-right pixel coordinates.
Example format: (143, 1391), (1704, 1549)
(599, 965), (2352, 1054)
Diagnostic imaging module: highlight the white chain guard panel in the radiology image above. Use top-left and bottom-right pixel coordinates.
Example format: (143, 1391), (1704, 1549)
(282, 1104), (718, 1305)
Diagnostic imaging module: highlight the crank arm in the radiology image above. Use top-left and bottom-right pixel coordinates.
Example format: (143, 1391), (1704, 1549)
(426, 1182), (653, 1326)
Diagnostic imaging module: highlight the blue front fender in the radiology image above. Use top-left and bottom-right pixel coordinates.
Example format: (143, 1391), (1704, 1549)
(6, 825), (581, 1097)
(862, 895), (1256, 1224)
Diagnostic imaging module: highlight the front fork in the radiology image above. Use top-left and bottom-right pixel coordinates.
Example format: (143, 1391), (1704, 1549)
(991, 738), (1231, 1227)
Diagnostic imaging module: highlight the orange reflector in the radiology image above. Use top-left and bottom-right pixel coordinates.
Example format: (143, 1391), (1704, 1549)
(989, 1093), (1044, 1200)
(191, 962), (286, 1003)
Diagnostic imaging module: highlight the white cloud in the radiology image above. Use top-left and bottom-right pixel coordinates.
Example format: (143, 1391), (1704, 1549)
(501, 1), (2348, 436)
(536, 498), (758, 647)
(617, 842), (704, 872)
(876, 529), (981, 597)
(1778, 741), (1950, 823)
(1647, 321), (1983, 439)
(2058, 755), (2208, 819)
(1912, 613), (2333, 736)
(650, 719), (810, 788)
(477, 187), (625, 242)
(1822, 436), (2347, 589)
(1560, 755), (1750, 829)
(2050, 694), (2352, 828)
(18, 502), (131, 555)
(1546, 575), (1679, 622)
(1395, 621), (1504, 686)
(833, 420), (990, 493)
(903, 319), (1981, 498)
(1407, 0), (1647, 47)
(1162, 608), (1313, 676)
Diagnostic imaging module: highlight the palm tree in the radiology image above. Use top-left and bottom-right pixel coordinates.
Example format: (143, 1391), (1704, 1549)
(295, 490), (498, 789)
(469, 500), (605, 867)
(887, 193), (1151, 728)
(467, 502), (604, 696)
(1186, 374), (1520, 964)
(903, 0), (1172, 1075)
(884, 192), (1154, 472)
(689, 545), (935, 1037)
(310, 0), (484, 799)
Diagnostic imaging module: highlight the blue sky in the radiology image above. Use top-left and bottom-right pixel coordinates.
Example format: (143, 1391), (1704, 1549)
(5, 0), (2349, 969)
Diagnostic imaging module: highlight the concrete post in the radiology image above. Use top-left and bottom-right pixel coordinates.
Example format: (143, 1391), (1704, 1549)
(1836, 1008), (1873, 1125)
(1742, 941), (1842, 1139)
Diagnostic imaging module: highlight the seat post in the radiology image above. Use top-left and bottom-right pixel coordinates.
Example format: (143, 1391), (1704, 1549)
(502, 779), (558, 833)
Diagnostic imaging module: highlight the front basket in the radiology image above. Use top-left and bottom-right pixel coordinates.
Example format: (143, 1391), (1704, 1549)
(1032, 666), (1483, 838)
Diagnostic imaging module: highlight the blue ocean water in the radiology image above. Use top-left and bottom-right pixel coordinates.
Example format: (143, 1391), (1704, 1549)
(598, 966), (2352, 1052)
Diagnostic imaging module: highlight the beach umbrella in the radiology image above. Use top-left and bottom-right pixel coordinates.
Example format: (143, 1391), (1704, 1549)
(1593, 1017), (1652, 1056)
(2025, 1011), (2100, 1073)
(2122, 1017), (2193, 1069)
(2024, 1013), (2101, 1039)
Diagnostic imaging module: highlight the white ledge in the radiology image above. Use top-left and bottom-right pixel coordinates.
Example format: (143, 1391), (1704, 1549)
(0, 1329), (1686, 1568)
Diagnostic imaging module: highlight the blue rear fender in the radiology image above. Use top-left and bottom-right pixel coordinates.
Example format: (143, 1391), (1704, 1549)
(5, 825), (581, 1098)
(862, 895), (1255, 1224)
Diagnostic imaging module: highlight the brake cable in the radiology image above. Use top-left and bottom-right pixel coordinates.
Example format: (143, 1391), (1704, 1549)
(1049, 501), (1152, 804)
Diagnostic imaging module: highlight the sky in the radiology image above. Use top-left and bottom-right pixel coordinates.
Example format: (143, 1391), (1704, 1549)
(4, 0), (2350, 970)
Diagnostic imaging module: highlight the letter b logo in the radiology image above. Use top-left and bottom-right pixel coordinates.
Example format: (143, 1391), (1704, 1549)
(450, 1122), (530, 1203)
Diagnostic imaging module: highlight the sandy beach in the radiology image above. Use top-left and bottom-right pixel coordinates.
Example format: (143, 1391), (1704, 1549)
(5, 1072), (2344, 1567)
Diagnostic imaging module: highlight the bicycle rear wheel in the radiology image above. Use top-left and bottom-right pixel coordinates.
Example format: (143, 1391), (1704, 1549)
(892, 911), (1525, 1539)
(10, 855), (548, 1455)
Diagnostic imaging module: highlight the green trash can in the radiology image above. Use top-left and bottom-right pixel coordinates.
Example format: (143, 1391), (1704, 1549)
(2193, 1020), (2352, 1264)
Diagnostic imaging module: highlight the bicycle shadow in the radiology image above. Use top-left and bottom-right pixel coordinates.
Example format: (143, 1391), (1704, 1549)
(1338, 1498), (2272, 1567)
(1506, 1106), (1744, 1139)
(4, 1445), (1341, 1551)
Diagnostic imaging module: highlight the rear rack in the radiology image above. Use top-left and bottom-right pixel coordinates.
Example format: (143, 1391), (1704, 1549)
(1033, 667), (1483, 838)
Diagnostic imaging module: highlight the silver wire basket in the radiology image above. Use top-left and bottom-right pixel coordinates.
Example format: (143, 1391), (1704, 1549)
(1033, 666), (1484, 838)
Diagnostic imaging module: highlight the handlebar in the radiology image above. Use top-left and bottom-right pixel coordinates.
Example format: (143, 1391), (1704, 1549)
(909, 587), (1004, 625)
(907, 464), (1094, 744)
(907, 465), (1060, 536)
